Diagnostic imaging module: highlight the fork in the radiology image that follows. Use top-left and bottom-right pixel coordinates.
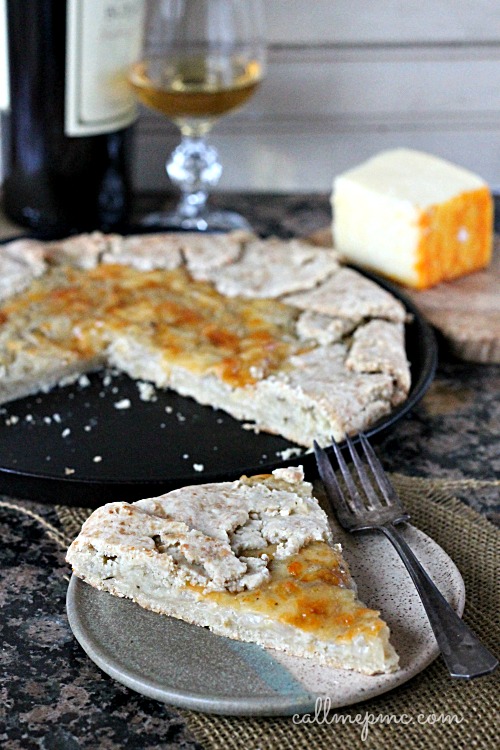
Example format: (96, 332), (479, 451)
(313, 433), (498, 680)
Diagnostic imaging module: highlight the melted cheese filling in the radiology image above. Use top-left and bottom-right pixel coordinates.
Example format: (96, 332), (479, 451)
(204, 541), (384, 642)
(0, 264), (309, 387)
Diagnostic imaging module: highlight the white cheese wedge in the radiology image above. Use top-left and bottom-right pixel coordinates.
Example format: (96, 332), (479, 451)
(332, 148), (493, 289)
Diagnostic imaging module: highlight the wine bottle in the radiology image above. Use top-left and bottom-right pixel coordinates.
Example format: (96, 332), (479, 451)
(0, 0), (144, 237)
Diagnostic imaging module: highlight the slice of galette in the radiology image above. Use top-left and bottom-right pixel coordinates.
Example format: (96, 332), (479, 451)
(66, 466), (399, 675)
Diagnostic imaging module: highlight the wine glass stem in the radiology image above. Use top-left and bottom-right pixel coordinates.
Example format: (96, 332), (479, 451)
(166, 134), (223, 219)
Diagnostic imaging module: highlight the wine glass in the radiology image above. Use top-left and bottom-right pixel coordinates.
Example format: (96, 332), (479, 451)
(130, 0), (266, 231)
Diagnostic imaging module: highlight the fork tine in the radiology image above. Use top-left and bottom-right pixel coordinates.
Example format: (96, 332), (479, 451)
(359, 433), (401, 507)
(344, 435), (385, 509)
(330, 437), (365, 513)
(313, 440), (352, 517)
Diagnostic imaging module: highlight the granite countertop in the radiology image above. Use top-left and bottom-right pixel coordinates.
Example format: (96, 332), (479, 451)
(0, 194), (498, 749)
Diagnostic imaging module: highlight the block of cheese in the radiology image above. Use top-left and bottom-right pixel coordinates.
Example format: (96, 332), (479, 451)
(332, 148), (493, 289)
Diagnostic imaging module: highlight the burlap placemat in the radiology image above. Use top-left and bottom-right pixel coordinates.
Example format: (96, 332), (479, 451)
(11, 473), (498, 749)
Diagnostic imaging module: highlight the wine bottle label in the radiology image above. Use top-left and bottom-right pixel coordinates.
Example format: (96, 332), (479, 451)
(0, 0), (9, 111)
(65, 0), (145, 136)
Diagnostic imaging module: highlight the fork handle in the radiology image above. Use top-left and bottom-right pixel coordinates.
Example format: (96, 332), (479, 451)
(378, 522), (498, 679)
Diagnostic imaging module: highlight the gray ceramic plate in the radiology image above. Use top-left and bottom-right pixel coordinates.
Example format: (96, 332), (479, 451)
(66, 523), (465, 716)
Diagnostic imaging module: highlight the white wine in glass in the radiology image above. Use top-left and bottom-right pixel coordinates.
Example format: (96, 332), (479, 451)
(130, 0), (266, 231)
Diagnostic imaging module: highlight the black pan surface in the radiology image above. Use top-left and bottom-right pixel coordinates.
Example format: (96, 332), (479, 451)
(0, 240), (437, 506)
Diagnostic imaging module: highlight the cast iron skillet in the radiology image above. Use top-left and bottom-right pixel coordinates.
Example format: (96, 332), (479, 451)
(0, 236), (437, 506)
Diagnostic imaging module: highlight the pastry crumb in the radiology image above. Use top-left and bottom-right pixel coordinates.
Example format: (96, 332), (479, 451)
(193, 463), (204, 472)
(242, 422), (260, 434)
(64, 467), (75, 475)
(276, 447), (303, 461)
(114, 398), (131, 410)
(137, 381), (157, 402)
(93, 455), (103, 463)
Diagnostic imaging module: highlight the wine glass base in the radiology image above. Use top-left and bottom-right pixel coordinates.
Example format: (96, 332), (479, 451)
(139, 209), (252, 233)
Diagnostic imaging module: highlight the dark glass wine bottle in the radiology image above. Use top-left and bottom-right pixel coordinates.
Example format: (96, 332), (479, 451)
(1, 0), (144, 238)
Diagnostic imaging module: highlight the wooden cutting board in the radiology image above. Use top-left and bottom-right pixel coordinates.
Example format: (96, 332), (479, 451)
(309, 228), (500, 364)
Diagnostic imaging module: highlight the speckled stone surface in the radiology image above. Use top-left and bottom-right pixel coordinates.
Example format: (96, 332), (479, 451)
(0, 193), (498, 748)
